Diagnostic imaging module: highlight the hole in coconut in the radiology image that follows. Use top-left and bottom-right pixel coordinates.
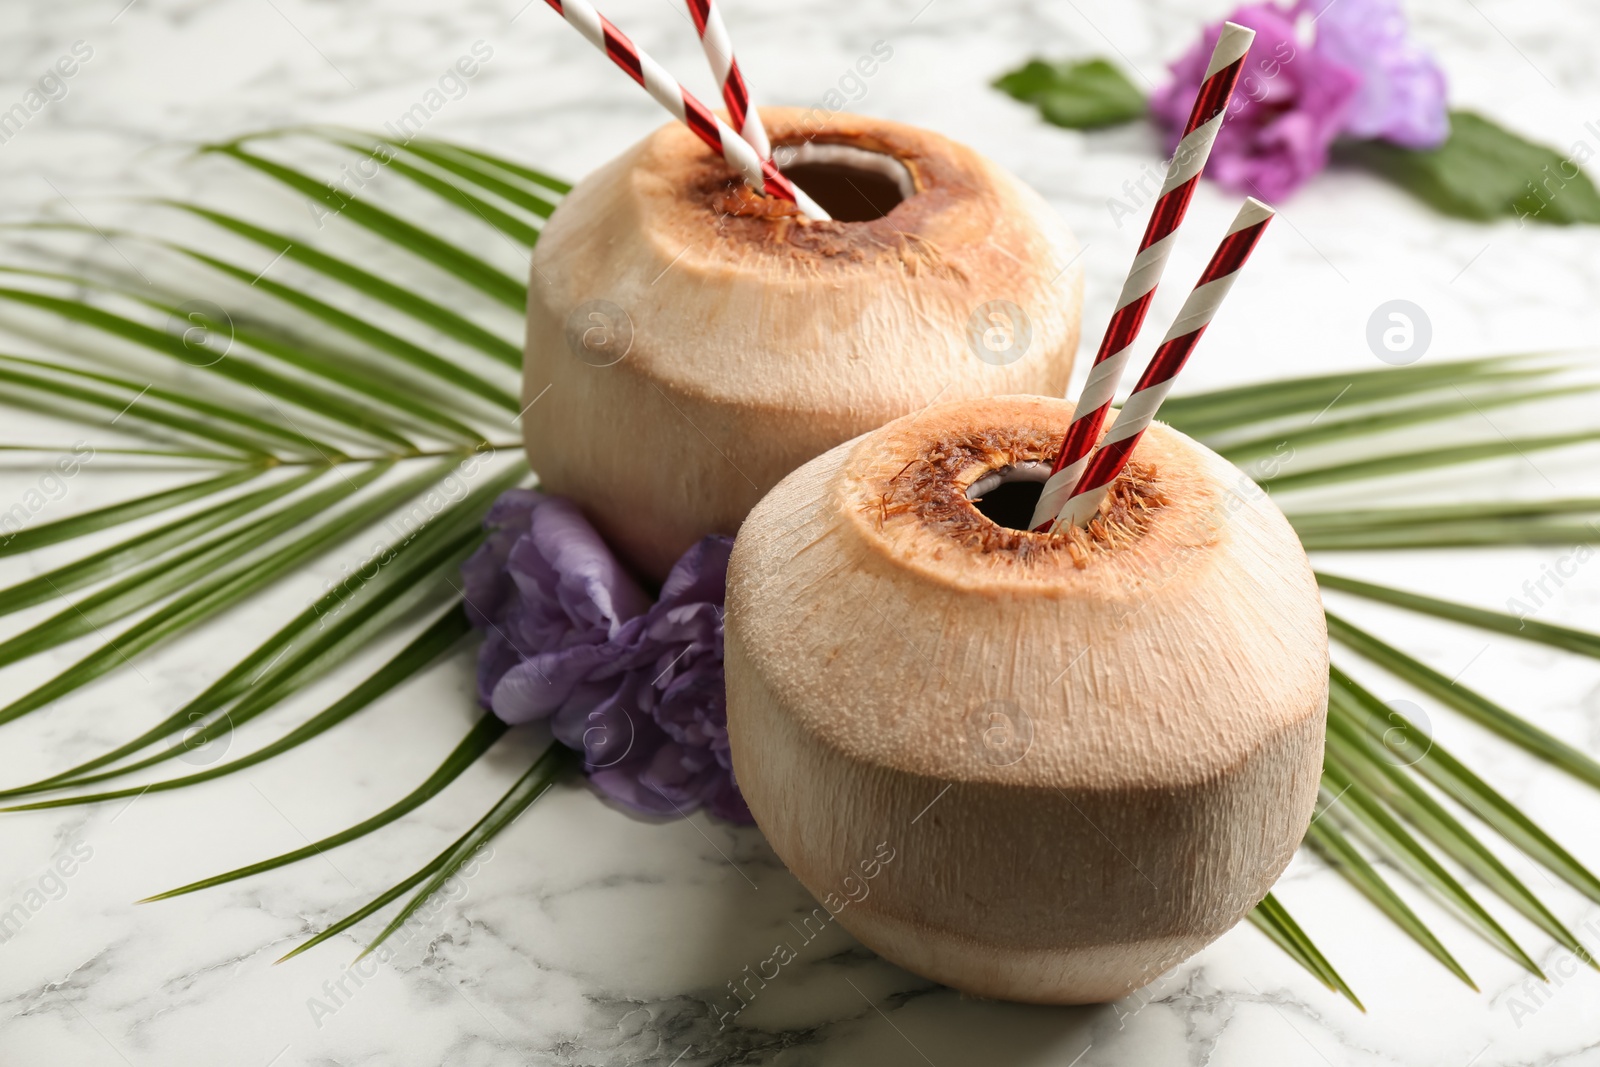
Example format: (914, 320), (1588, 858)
(772, 141), (914, 222)
(966, 461), (1051, 531)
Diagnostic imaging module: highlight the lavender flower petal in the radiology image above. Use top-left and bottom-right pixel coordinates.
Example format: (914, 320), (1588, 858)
(465, 492), (748, 823)
(1150, 4), (1361, 201)
(1302, 0), (1449, 149)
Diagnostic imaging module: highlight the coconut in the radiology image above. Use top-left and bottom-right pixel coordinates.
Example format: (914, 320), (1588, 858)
(723, 395), (1328, 1004)
(522, 108), (1083, 580)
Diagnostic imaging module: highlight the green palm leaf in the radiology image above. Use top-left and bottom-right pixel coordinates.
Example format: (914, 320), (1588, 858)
(0, 443), (242, 463)
(0, 459), (466, 725)
(12, 524), (481, 795)
(0, 343), (359, 456)
(1326, 612), (1600, 790)
(0, 465), (387, 677)
(1304, 802), (1476, 989)
(206, 144), (527, 309)
(0, 466), (264, 558)
(0, 288), (383, 454)
(351, 741), (576, 960)
(1263, 432), (1600, 493)
(139, 712), (509, 902)
(391, 140), (565, 216)
(0, 356), (278, 457)
(1328, 667), (1600, 904)
(1290, 497), (1600, 532)
(1319, 572), (1600, 659)
(1299, 520), (1600, 551)
(80, 238), (520, 413)
(0, 262), (490, 440)
(1318, 760), (1537, 976)
(403, 137), (571, 195)
(0, 458), (516, 755)
(5, 127), (1599, 1006)
(1160, 356), (1540, 435)
(6, 466), (517, 794)
(1324, 707), (1591, 965)
(1247, 892), (1364, 1008)
(1217, 385), (1588, 462)
(0, 468), (318, 615)
(160, 203), (523, 367)
(328, 139), (545, 247)
(0, 607), (472, 812)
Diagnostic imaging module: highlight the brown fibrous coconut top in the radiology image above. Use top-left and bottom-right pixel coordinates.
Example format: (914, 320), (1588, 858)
(866, 424), (1168, 569)
(528, 109), (1083, 412)
(650, 108), (1021, 280)
(836, 396), (1229, 597)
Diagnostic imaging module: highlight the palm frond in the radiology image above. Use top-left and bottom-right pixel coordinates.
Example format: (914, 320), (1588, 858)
(325, 137), (547, 246)
(1305, 802), (1477, 989)
(0, 607), (472, 811)
(318, 741), (575, 963)
(138, 712), (508, 902)
(0, 127), (557, 976)
(1326, 613), (1600, 791)
(40, 267), (494, 443)
(203, 143), (527, 309)
(2, 461), (521, 789)
(1327, 668), (1600, 906)
(0, 465), (265, 557)
(0, 468), (320, 615)
(136, 239), (519, 411)
(1319, 572), (1600, 659)
(1263, 431), (1600, 493)
(1324, 713), (1590, 965)
(3, 125), (1599, 1009)
(1318, 761), (1537, 976)
(0, 287), (384, 453)
(384, 138), (568, 209)
(158, 202), (524, 366)
(1216, 384), (1591, 462)
(1247, 892), (1364, 1009)
(1159, 355), (1542, 435)
(0, 352), (296, 456)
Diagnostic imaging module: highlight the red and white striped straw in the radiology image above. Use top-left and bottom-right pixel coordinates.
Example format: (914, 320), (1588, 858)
(685, 0), (771, 159)
(1029, 22), (1256, 531)
(1049, 197), (1275, 530)
(541, 0), (828, 220)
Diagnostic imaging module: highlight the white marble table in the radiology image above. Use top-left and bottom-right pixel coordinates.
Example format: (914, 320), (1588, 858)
(3, 0), (1600, 1064)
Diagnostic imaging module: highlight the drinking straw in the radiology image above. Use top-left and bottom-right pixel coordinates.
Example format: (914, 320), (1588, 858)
(541, 0), (828, 220)
(1028, 21), (1256, 531)
(685, 0), (771, 158)
(1050, 197), (1276, 530)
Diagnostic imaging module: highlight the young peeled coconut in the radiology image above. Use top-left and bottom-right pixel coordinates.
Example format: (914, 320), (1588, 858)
(724, 395), (1328, 1004)
(522, 108), (1083, 580)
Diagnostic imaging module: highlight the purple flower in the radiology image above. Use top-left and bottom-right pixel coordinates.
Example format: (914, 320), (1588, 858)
(1151, 4), (1360, 201)
(461, 489), (750, 823)
(461, 490), (651, 723)
(1300, 0), (1448, 149)
(1150, 2), (1450, 200)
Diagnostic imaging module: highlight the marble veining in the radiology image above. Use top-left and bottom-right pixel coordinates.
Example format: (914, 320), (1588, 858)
(2, 0), (1600, 1064)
